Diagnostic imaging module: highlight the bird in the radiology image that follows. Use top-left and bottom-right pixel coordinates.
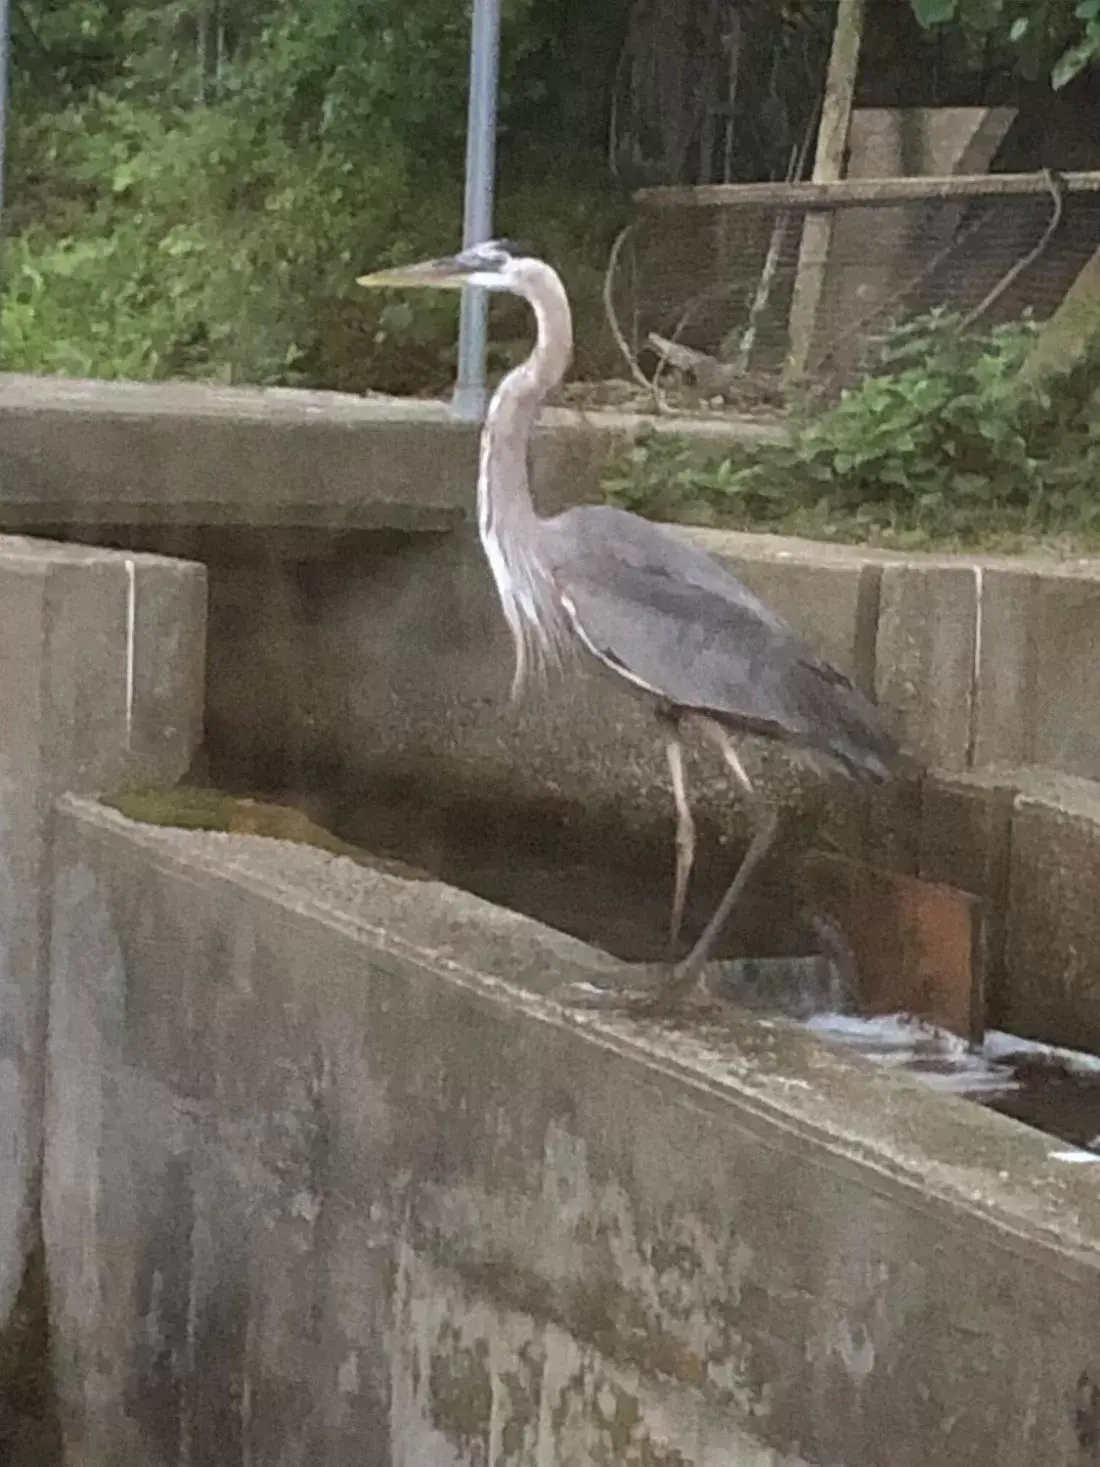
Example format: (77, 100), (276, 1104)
(357, 240), (902, 1011)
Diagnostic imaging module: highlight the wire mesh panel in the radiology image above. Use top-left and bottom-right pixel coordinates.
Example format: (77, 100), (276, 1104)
(609, 181), (1100, 407)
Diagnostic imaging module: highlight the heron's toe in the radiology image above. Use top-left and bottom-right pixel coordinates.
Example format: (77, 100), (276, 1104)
(553, 979), (633, 1010)
(553, 964), (734, 1023)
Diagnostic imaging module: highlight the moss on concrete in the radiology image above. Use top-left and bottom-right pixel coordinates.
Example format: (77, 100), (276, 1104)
(106, 785), (434, 881)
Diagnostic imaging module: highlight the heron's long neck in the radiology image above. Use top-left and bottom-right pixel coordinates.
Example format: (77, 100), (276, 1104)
(476, 265), (573, 694)
(477, 269), (572, 547)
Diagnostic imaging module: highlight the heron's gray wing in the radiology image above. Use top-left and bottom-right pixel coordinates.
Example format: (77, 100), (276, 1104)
(544, 506), (897, 780)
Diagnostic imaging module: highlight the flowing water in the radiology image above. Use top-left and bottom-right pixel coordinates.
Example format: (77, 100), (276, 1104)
(803, 1013), (1100, 1161)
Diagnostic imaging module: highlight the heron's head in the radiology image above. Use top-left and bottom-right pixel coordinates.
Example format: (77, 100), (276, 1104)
(357, 239), (540, 295)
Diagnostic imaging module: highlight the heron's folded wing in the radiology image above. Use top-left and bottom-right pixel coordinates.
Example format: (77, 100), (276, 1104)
(554, 554), (897, 777)
(557, 557), (819, 720)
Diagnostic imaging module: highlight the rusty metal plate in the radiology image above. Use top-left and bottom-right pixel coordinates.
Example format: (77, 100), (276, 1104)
(799, 851), (983, 1042)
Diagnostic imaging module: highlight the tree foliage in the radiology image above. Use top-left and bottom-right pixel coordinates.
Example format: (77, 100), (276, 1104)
(908, 0), (1100, 88)
(5, 0), (1097, 393)
(4, 0), (632, 389)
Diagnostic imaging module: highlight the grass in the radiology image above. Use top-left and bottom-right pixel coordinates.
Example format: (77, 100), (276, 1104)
(648, 499), (1100, 557)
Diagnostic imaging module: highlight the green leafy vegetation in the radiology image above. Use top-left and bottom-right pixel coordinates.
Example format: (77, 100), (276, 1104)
(605, 311), (1100, 551)
(4, 0), (1097, 425)
(908, 0), (1100, 88)
(3, 0), (633, 391)
(107, 785), (434, 877)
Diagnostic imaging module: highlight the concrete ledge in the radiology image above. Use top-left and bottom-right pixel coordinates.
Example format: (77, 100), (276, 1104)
(0, 374), (777, 533)
(0, 377), (478, 531)
(43, 796), (1100, 1466)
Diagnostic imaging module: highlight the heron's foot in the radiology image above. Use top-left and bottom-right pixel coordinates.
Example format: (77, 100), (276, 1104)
(554, 977), (647, 1012)
(555, 965), (729, 1021)
(631, 965), (726, 1020)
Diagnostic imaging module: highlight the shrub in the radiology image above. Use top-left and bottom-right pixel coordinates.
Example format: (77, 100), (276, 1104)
(606, 310), (1100, 547)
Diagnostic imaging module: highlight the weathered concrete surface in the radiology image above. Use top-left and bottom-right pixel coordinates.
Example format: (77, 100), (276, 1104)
(0, 374), (779, 533)
(875, 562), (979, 772)
(197, 522), (926, 969)
(971, 566), (1038, 769)
(1029, 567), (1100, 780)
(13, 376), (1100, 1050)
(901, 763), (1100, 1050)
(12, 372), (1100, 785)
(44, 797), (1100, 1467)
(0, 536), (204, 1340)
(23, 484), (1095, 1045)
(191, 522), (1100, 1003)
(1003, 768), (1100, 1052)
(965, 562), (1100, 781)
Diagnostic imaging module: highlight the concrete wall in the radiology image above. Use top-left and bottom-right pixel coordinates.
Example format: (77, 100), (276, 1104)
(45, 798), (1100, 1467)
(4, 376), (1100, 1039)
(0, 374), (781, 536)
(6, 378), (1100, 1462)
(0, 537), (204, 1367)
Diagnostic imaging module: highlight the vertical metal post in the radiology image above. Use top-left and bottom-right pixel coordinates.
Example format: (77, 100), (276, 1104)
(452, 0), (502, 421)
(0, 0), (10, 239)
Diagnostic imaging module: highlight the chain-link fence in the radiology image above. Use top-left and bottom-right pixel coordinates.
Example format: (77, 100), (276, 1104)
(601, 180), (1100, 412)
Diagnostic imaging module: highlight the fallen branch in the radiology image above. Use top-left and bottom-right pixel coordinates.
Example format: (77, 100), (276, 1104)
(603, 223), (663, 407)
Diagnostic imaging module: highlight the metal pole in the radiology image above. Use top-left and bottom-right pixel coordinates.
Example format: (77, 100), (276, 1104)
(0, 0), (10, 237)
(452, 0), (501, 421)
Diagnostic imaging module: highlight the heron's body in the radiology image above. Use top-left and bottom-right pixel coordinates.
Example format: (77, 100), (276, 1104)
(359, 241), (901, 1001)
(540, 503), (895, 782)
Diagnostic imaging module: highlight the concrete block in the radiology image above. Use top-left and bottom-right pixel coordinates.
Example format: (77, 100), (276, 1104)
(875, 562), (978, 771)
(955, 561), (1100, 782)
(971, 567), (1038, 769)
(1030, 569), (1100, 779)
(1003, 769), (1100, 1051)
(919, 768), (1018, 1029)
(44, 796), (1100, 1467)
(0, 536), (205, 1338)
(129, 555), (207, 783)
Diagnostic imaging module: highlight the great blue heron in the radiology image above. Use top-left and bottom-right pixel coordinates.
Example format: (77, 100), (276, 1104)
(358, 241), (901, 1010)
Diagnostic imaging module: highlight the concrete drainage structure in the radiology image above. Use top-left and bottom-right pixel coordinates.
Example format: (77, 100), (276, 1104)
(2, 375), (1100, 1464)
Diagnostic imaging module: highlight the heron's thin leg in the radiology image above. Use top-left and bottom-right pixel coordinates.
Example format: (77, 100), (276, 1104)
(665, 735), (695, 955)
(667, 721), (778, 991)
(706, 722), (755, 802)
(672, 806), (779, 986)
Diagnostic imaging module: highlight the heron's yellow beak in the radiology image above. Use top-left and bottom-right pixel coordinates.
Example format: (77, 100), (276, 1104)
(356, 257), (468, 291)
